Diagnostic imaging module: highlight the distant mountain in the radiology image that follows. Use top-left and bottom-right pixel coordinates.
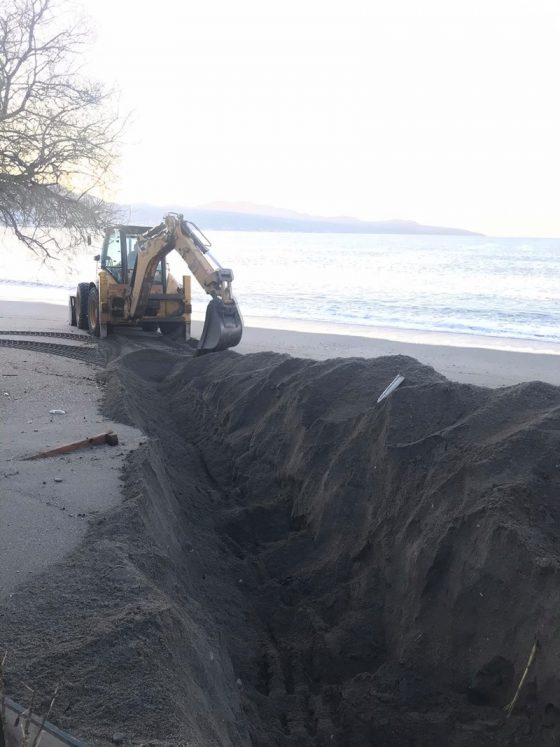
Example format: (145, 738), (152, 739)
(121, 202), (482, 236)
(197, 201), (314, 220)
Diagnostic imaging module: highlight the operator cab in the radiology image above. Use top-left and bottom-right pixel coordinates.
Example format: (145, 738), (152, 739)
(101, 226), (166, 287)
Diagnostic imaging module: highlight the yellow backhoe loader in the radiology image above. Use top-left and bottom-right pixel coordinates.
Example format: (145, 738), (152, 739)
(69, 213), (243, 353)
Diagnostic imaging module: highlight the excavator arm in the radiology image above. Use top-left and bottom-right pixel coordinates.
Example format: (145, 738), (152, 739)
(128, 213), (243, 353)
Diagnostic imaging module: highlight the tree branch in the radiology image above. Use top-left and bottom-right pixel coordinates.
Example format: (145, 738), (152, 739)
(0, 0), (122, 257)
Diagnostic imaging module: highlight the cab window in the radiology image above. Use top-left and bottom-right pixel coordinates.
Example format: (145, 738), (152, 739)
(125, 234), (139, 281)
(103, 229), (123, 283)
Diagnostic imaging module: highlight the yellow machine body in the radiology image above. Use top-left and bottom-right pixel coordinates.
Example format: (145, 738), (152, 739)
(69, 214), (243, 353)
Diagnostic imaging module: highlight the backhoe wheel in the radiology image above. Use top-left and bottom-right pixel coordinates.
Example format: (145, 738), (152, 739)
(159, 321), (186, 339)
(87, 286), (101, 337)
(76, 282), (91, 330)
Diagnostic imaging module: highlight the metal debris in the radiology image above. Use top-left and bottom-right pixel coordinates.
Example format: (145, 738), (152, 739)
(377, 374), (405, 403)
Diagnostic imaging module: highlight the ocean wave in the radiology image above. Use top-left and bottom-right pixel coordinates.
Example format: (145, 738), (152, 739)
(2, 231), (560, 346)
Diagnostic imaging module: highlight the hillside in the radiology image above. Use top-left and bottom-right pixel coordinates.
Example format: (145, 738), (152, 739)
(122, 202), (483, 236)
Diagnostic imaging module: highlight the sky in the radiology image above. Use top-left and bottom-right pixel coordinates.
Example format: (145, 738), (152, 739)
(82, 0), (560, 237)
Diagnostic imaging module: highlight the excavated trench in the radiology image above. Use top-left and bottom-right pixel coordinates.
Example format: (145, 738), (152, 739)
(100, 347), (560, 746)
(3, 344), (560, 746)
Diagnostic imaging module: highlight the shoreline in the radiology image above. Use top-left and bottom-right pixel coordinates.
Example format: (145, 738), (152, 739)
(1, 297), (560, 388)
(1, 291), (560, 357)
(238, 313), (560, 356)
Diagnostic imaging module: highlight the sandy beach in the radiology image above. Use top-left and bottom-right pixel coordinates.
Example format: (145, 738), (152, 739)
(1, 297), (559, 388)
(1, 294), (560, 745)
(2, 0), (560, 740)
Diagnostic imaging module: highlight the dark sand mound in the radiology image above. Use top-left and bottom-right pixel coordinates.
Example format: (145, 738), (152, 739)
(2, 350), (560, 746)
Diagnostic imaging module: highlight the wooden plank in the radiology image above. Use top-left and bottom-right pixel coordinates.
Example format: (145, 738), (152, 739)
(24, 432), (119, 461)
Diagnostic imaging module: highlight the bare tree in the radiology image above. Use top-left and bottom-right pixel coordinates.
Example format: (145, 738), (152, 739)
(0, 0), (121, 257)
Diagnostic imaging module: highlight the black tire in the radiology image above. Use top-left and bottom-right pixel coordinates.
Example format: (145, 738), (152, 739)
(76, 282), (91, 330)
(141, 322), (159, 332)
(87, 286), (100, 337)
(159, 321), (185, 338)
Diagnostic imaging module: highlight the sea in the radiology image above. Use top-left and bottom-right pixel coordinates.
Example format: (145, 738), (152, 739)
(1, 231), (559, 348)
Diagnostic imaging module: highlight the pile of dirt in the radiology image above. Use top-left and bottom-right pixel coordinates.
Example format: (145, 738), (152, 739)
(2, 348), (560, 746)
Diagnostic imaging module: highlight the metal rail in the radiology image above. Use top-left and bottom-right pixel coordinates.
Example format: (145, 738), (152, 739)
(0, 331), (93, 342)
(0, 339), (102, 365)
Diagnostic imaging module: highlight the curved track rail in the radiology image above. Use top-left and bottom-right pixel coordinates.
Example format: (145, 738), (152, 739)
(0, 328), (197, 366)
(0, 338), (102, 365)
(0, 330), (93, 342)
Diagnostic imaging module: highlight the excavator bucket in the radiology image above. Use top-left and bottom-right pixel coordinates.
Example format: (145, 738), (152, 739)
(198, 297), (243, 353)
